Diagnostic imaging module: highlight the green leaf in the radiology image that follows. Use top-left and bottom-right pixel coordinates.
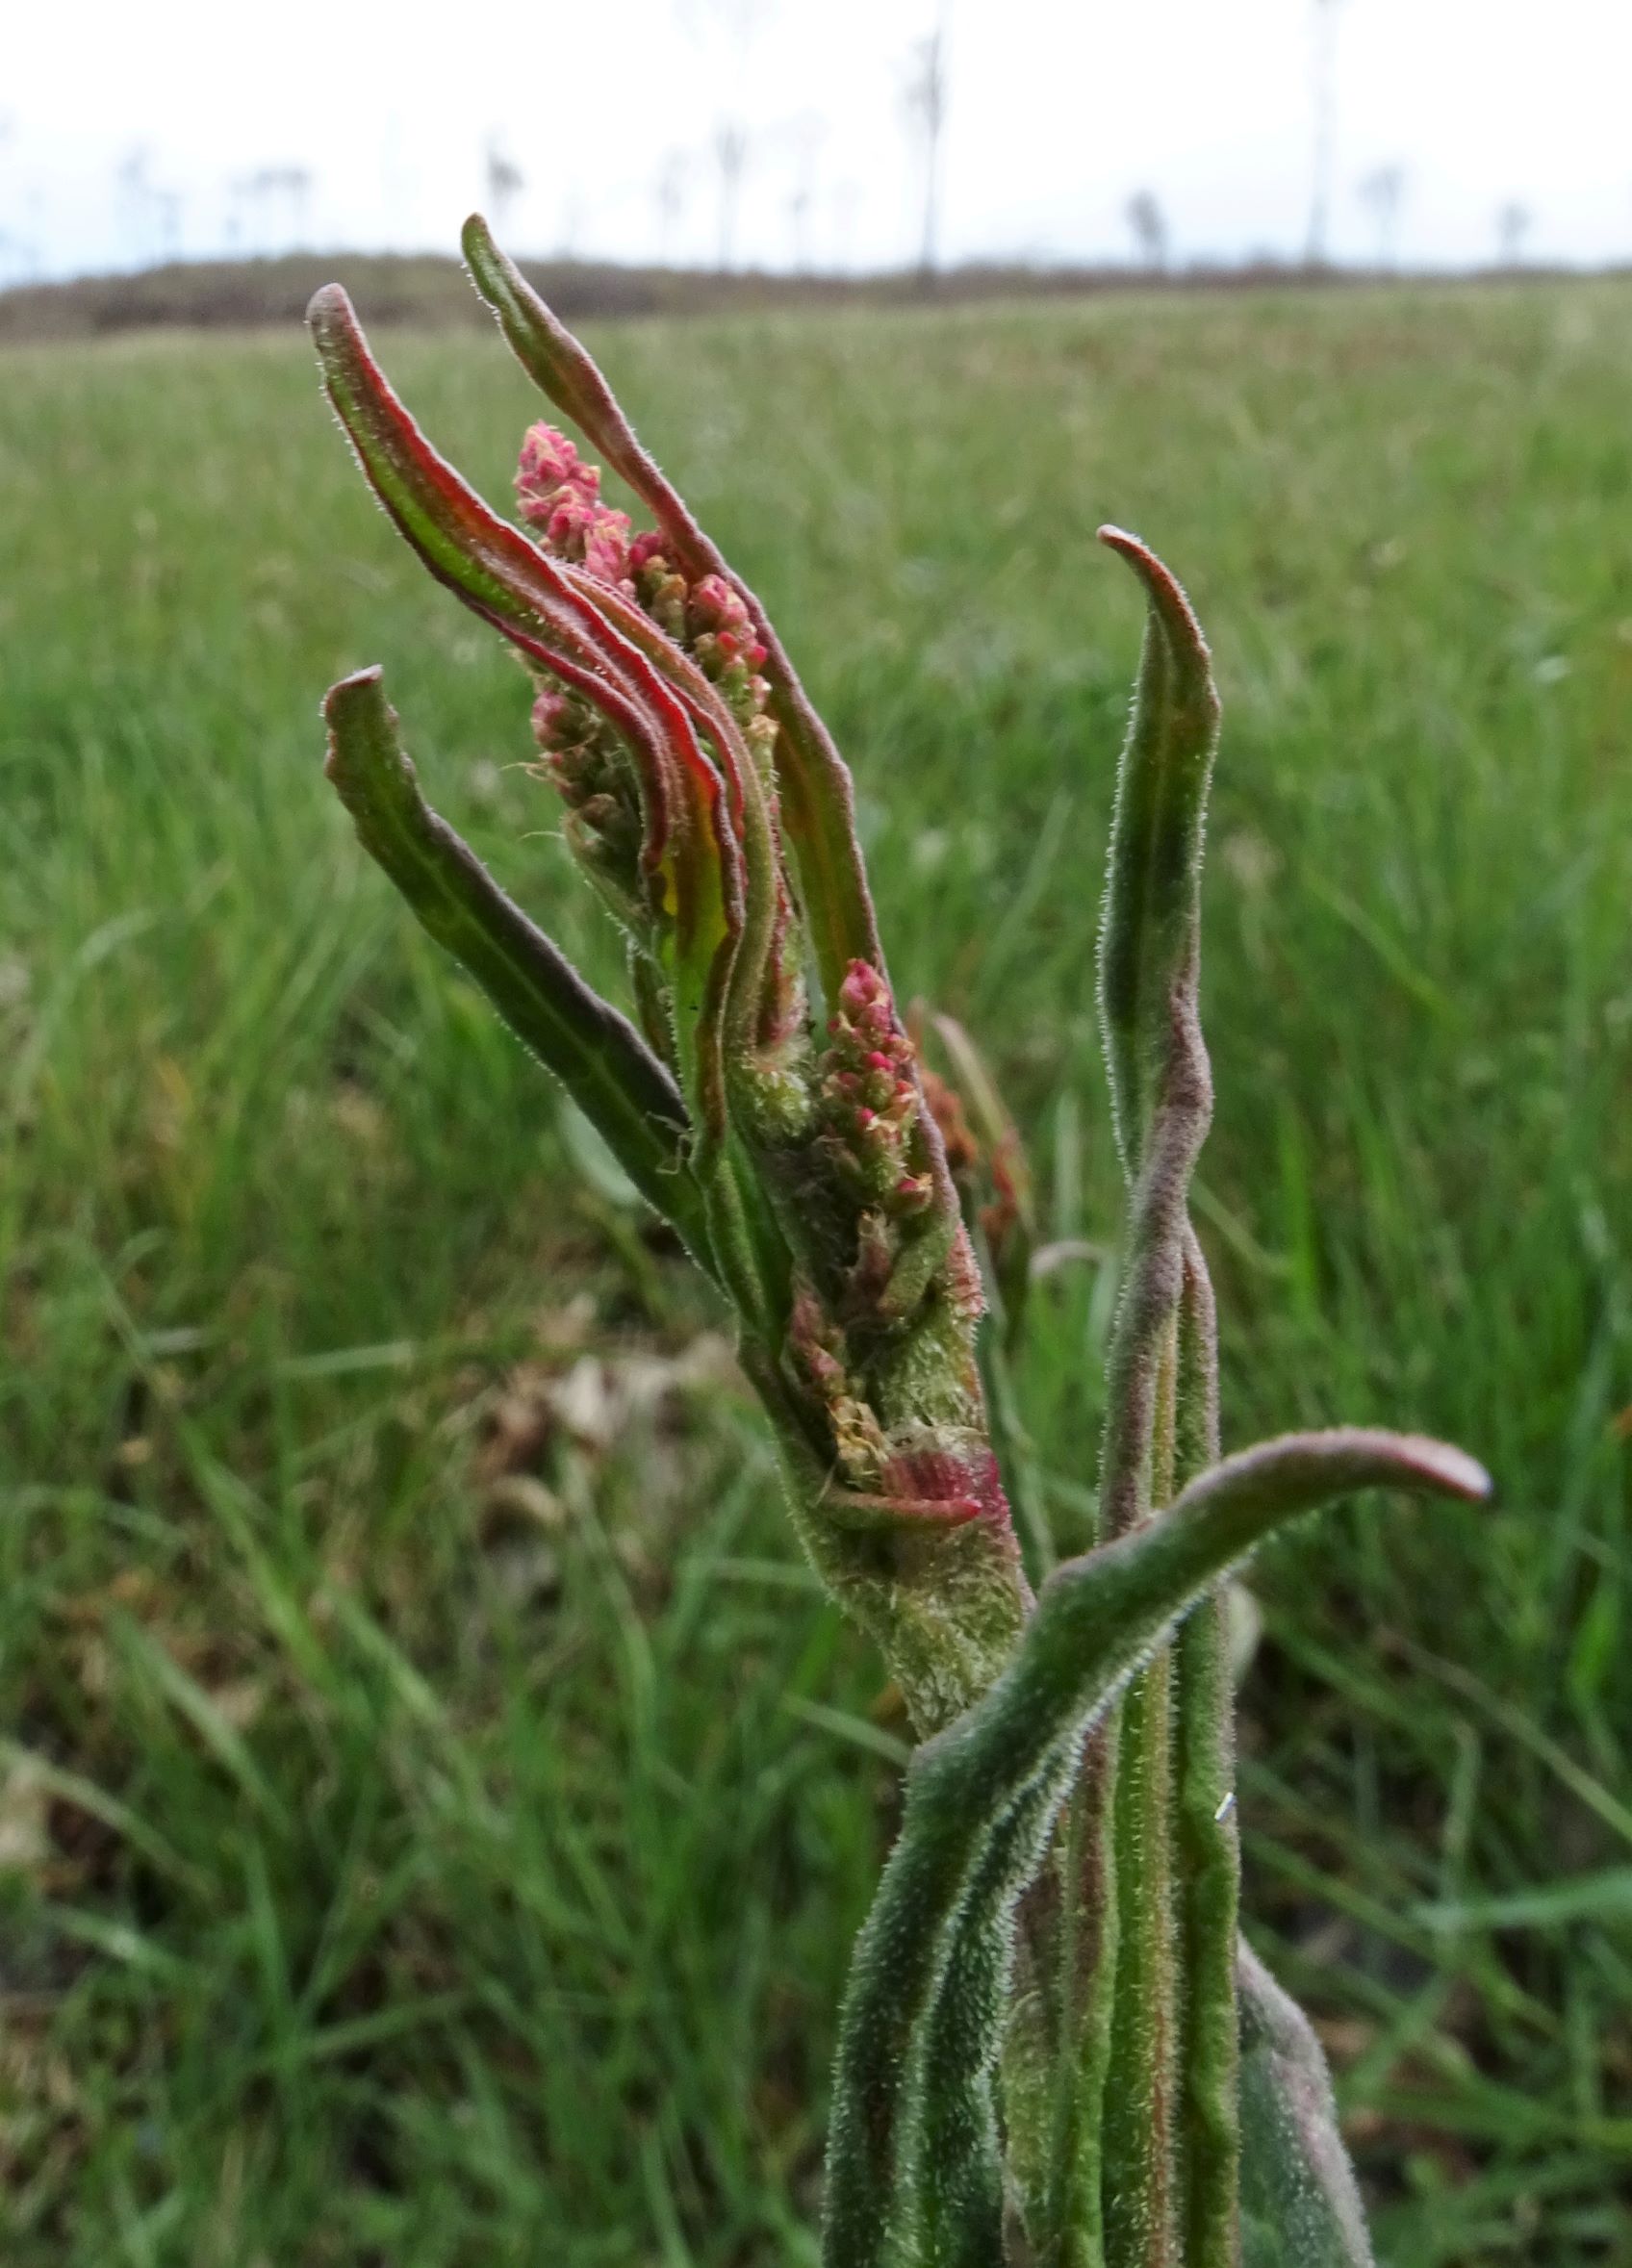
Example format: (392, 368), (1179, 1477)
(321, 668), (714, 1273)
(1093, 529), (1221, 1547)
(1237, 1942), (1376, 2268)
(1095, 527), (1221, 1183)
(931, 1007), (1036, 1344)
(1086, 535), (1222, 2268)
(822, 1430), (1490, 2268)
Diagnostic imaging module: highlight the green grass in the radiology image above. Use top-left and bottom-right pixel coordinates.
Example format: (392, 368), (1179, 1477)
(2, 279), (1630, 2264)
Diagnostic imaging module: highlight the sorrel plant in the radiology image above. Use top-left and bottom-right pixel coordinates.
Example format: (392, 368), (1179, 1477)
(306, 219), (1492, 2266)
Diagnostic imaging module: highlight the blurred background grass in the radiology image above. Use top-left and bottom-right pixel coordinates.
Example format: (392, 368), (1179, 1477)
(2, 279), (1630, 2264)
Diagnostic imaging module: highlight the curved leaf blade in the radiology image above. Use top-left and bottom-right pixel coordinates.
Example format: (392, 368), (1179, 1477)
(1095, 526), (1221, 1182)
(308, 283), (747, 1160)
(309, 284), (600, 670)
(554, 557), (787, 1110)
(1087, 535), (1222, 2262)
(322, 667), (714, 1272)
(821, 1429), (1490, 2268)
(1237, 1941), (1376, 2268)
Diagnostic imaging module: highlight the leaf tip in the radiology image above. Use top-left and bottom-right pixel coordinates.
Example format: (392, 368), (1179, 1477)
(1392, 1436), (1494, 1505)
(1098, 523), (1214, 686)
(320, 666), (391, 785)
(322, 661), (384, 714)
(306, 280), (353, 340)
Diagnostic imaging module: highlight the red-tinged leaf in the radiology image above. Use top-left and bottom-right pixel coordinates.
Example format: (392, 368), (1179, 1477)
(309, 287), (668, 868)
(555, 559), (787, 1086)
(929, 1008), (1035, 1326)
(460, 214), (885, 1007)
(310, 289), (600, 668)
(482, 615), (739, 1160)
(309, 284), (746, 1156)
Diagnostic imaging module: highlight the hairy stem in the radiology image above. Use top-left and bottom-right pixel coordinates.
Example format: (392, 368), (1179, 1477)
(1172, 1236), (1239, 2267)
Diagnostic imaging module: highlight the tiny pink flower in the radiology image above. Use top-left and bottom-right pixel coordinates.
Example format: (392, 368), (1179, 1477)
(581, 506), (633, 587)
(516, 423), (599, 524)
(628, 529), (670, 576)
(531, 686), (572, 744)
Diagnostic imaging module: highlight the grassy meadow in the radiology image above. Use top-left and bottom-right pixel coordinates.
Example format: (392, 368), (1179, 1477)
(2, 277), (1631, 2264)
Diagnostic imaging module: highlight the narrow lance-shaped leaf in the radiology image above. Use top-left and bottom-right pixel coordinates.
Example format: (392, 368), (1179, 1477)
(915, 1760), (1077, 2268)
(460, 219), (973, 1264)
(1095, 525), (1221, 1180)
(494, 572), (793, 1330)
(821, 1430), (1491, 2268)
(1094, 528), (1221, 1543)
(1237, 1941), (1377, 2268)
(1084, 533), (1222, 2268)
(309, 287), (634, 710)
(307, 284), (747, 1164)
(553, 555), (787, 1109)
(461, 211), (886, 1008)
(306, 282), (736, 880)
(1031, 1699), (1119, 2266)
(321, 668), (715, 1276)
(917, 1007), (1051, 1577)
(476, 612), (739, 1174)
(1102, 1341), (1184, 2268)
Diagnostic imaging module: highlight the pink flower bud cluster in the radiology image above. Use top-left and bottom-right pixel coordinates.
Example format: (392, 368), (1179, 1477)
(515, 429), (774, 746)
(516, 423), (633, 588)
(632, 545), (775, 736)
(690, 572), (770, 707)
(513, 421), (803, 1058)
(818, 961), (933, 1219)
(529, 680), (642, 908)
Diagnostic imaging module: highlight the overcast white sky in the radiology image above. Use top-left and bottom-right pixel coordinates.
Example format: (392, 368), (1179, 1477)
(3, 0), (1630, 283)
